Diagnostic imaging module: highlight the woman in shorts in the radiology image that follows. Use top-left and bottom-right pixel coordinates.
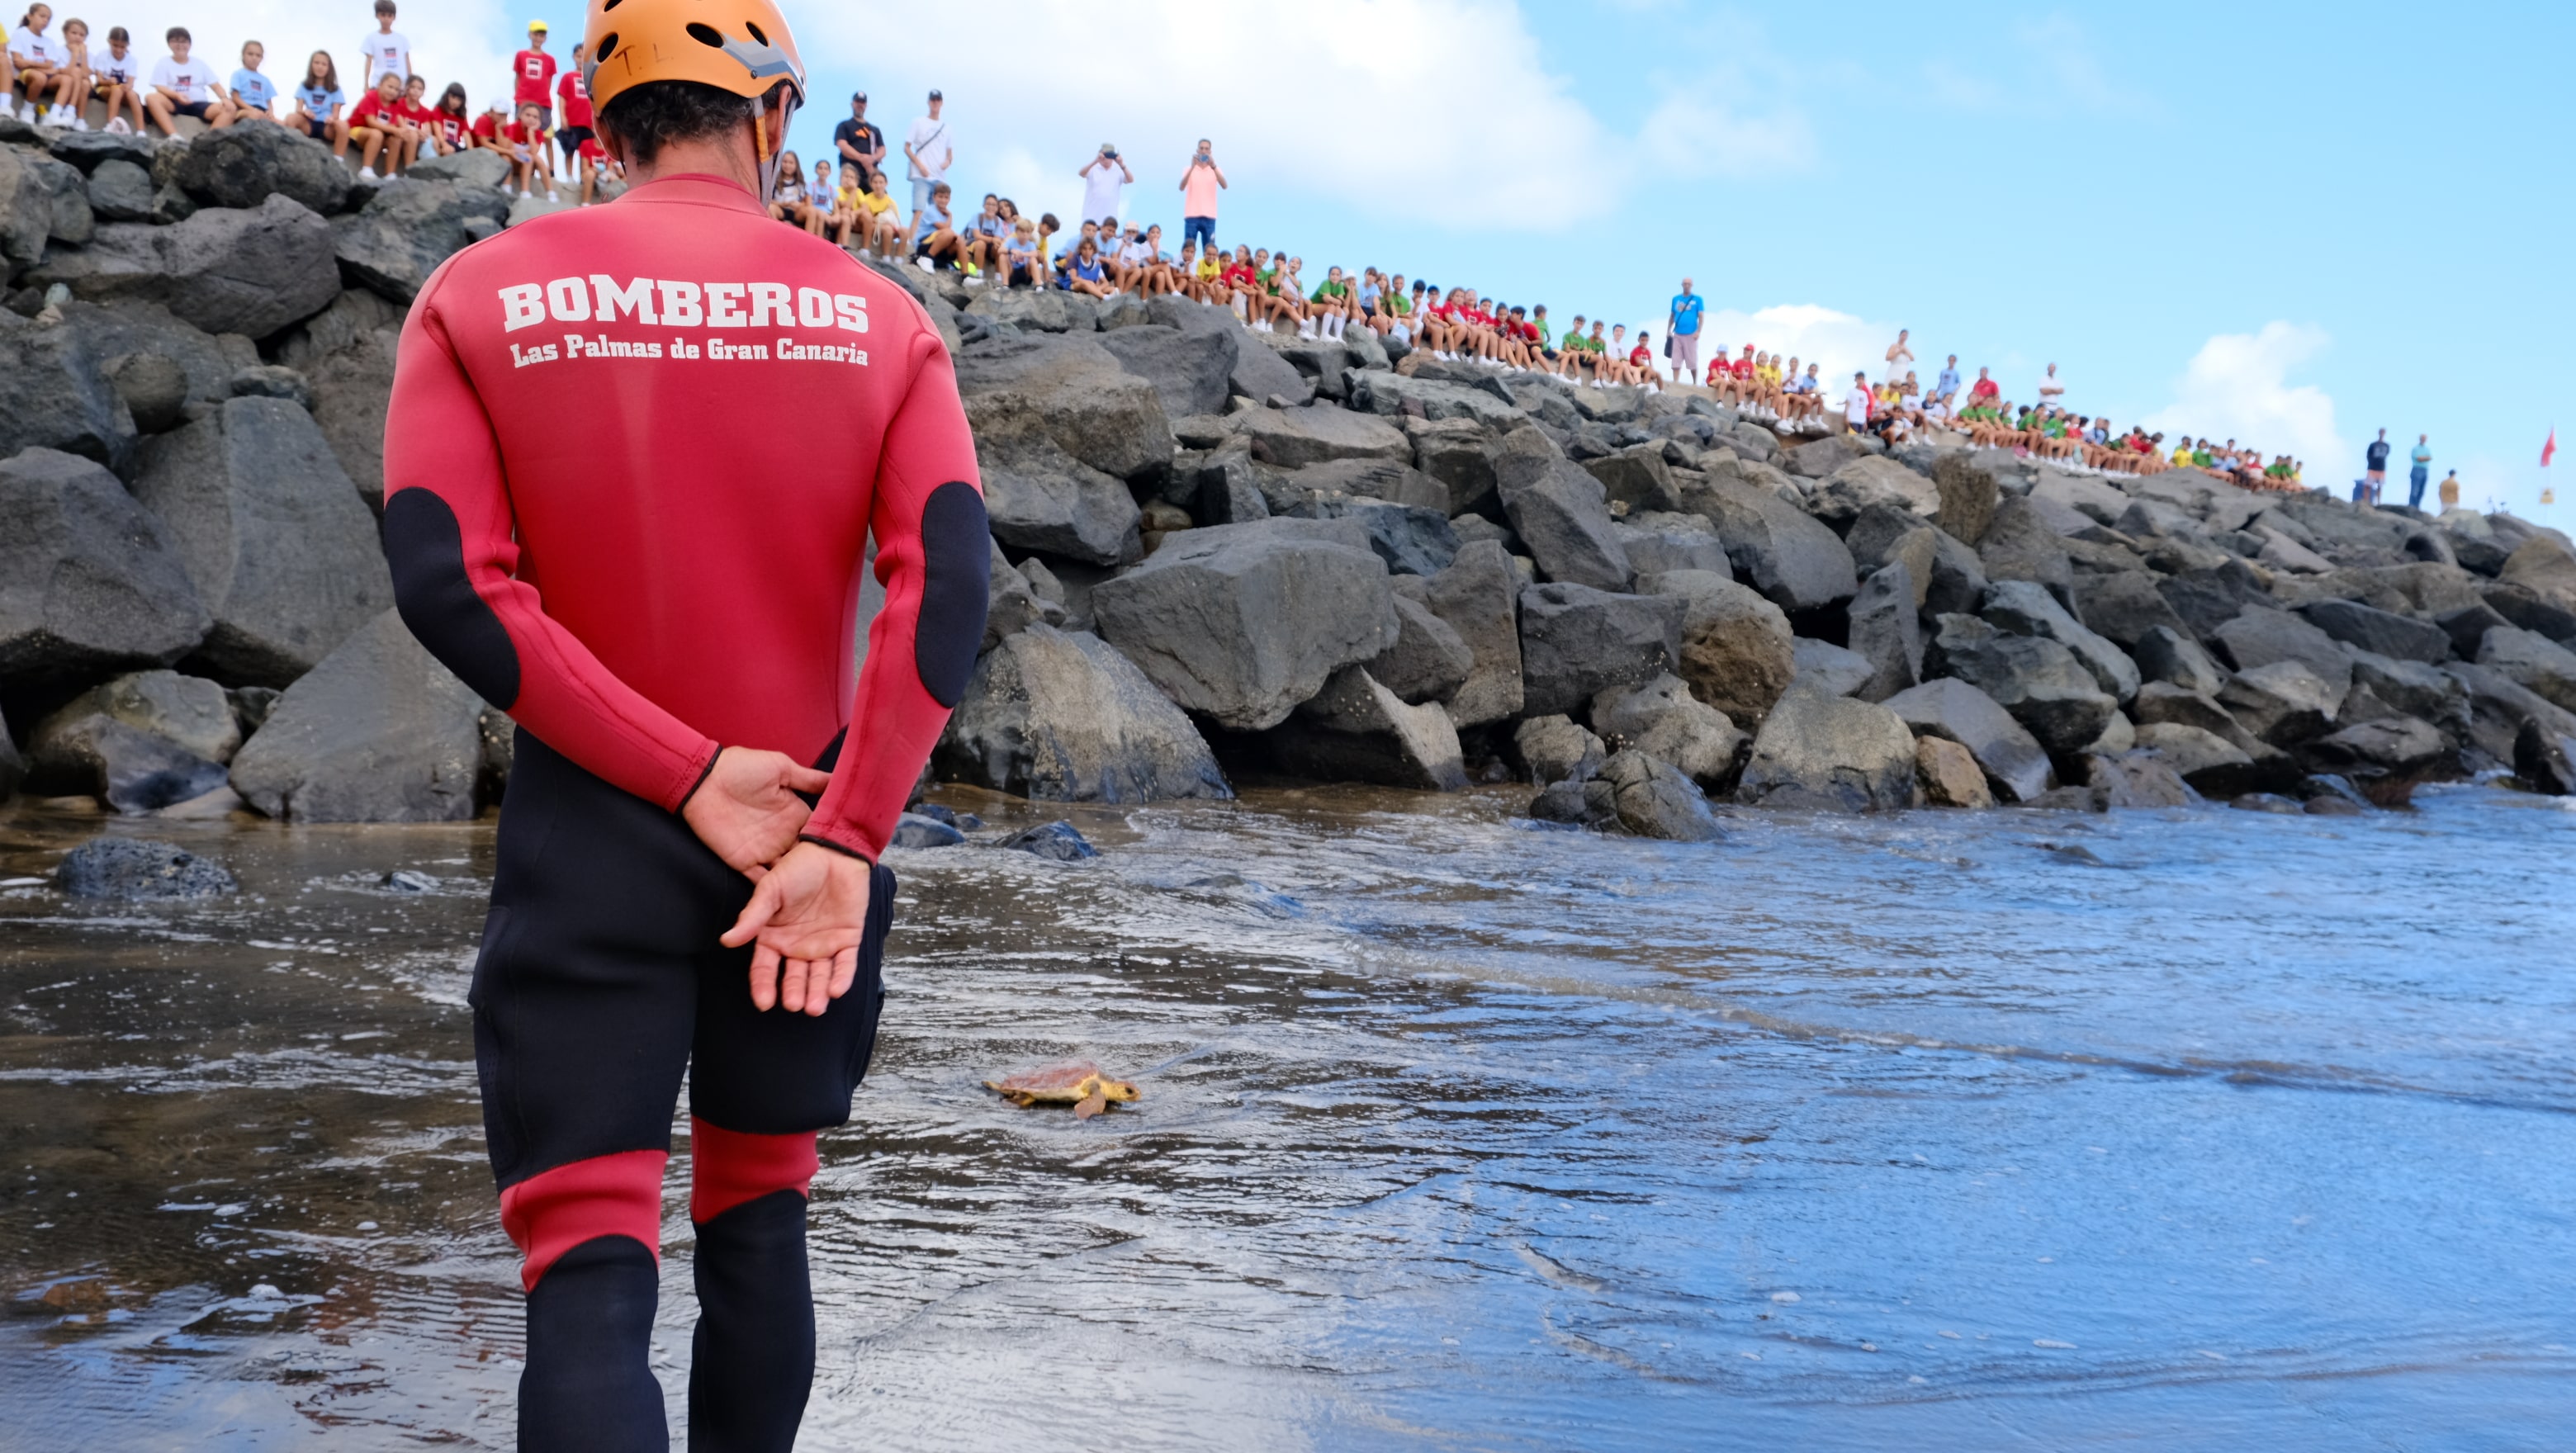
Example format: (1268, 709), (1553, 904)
(290, 52), (345, 150)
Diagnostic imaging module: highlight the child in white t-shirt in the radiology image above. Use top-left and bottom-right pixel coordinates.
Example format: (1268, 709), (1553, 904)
(144, 27), (237, 135)
(358, 0), (408, 92)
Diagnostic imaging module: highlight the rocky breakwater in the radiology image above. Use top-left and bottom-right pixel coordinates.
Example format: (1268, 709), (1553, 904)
(7, 127), (2575, 840)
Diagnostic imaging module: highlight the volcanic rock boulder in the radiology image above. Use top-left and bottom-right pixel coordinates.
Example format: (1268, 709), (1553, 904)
(1931, 452), (2001, 545)
(955, 333), (1176, 481)
(330, 179), (511, 304)
(33, 195), (339, 339)
(1282, 495), (1459, 576)
(1615, 512), (1729, 577)
(1589, 673), (1745, 793)
(410, 147), (513, 188)
(1790, 639), (1875, 699)
(1276, 667), (1468, 791)
(976, 430), (1143, 567)
(1982, 580), (2140, 703)
(228, 610), (489, 821)
(1882, 678), (2054, 803)
(1976, 497), (2076, 613)
(1496, 434), (1632, 592)
(54, 837), (238, 898)
(935, 624), (1229, 802)
(1091, 518), (1398, 731)
(2498, 536), (2576, 612)
(1914, 736), (1992, 808)
(2076, 570), (2190, 650)
(174, 123), (353, 215)
(2303, 716), (2452, 781)
(2132, 722), (2265, 797)
(1735, 689), (1919, 813)
(1641, 569), (1797, 731)
(1846, 561), (1923, 703)
(27, 668), (241, 803)
(1584, 445), (1683, 514)
(1513, 713), (1606, 785)
(0, 315), (134, 466)
(1096, 322), (1238, 419)
(0, 447), (210, 686)
(1419, 542), (1523, 727)
(1594, 749), (1725, 840)
(1517, 582), (1684, 718)
(1362, 593), (1475, 705)
(2133, 626), (2228, 696)
(1923, 613), (2116, 758)
(2211, 607), (2355, 698)
(1809, 456), (1940, 528)
(1680, 474), (1858, 614)
(129, 397), (395, 687)
(2216, 661), (2342, 747)
(1235, 404), (1409, 470)
(2294, 599), (2451, 665)
(2476, 626), (2576, 713)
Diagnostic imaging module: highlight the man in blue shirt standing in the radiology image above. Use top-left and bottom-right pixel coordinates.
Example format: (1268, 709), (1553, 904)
(1667, 277), (1703, 386)
(2408, 433), (2432, 510)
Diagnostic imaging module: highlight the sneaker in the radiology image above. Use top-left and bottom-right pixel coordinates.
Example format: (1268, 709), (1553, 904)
(70, 116), (88, 131)
(916, 256), (935, 273)
(104, 116), (130, 134)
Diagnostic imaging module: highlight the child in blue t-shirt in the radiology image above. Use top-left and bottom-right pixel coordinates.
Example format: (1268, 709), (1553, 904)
(228, 40), (277, 120)
(290, 49), (345, 148)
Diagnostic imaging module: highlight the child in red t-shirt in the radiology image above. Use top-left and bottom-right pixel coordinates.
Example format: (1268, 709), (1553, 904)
(511, 21), (556, 111)
(502, 101), (553, 200)
(347, 71), (416, 177)
(575, 134), (622, 206)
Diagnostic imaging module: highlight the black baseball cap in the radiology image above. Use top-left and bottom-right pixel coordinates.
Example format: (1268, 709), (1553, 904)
(928, 88), (943, 100)
(851, 91), (866, 102)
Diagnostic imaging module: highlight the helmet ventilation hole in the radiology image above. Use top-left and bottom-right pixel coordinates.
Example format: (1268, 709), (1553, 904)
(684, 21), (724, 47)
(593, 31), (618, 63)
(744, 20), (767, 43)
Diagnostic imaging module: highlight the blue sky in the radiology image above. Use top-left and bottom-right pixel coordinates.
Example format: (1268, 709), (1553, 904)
(157, 0), (2573, 517)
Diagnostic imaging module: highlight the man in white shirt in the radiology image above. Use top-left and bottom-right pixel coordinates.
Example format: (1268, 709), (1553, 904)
(1077, 143), (1131, 228)
(358, 0), (410, 92)
(145, 26), (237, 135)
(902, 90), (950, 221)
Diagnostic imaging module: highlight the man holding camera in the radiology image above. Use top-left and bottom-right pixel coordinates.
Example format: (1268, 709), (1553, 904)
(1079, 141), (1132, 228)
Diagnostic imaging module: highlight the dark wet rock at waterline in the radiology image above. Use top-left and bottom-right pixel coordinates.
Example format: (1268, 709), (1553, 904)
(53, 836), (238, 898)
(997, 820), (1097, 861)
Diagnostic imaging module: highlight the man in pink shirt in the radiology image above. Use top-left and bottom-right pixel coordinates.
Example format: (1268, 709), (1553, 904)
(1178, 137), (1225, 255)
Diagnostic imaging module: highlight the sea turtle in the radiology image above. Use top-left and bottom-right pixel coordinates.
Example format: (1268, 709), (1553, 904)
(983, 1061), (1141, 1119)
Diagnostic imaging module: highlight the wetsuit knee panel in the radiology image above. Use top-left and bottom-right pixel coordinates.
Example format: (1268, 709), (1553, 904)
(689, 1119), (818, 1224)
(499, 1148), (668, 1291)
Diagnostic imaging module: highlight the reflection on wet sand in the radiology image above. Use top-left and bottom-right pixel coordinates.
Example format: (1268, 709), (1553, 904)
(5, 783), (2574, 1449)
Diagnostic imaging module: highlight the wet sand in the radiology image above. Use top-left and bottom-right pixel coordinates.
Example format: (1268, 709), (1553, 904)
(5, 783), (2574, 1450)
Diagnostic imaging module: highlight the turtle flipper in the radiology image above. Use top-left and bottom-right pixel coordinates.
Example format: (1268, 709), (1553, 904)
(1073, 1086), (1108, 1119)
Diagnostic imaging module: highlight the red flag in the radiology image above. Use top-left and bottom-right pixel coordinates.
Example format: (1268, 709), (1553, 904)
(2547, 428), (2559, 468)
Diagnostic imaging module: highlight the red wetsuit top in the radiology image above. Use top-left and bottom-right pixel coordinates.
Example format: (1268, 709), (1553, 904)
(381, 173), (988, 862)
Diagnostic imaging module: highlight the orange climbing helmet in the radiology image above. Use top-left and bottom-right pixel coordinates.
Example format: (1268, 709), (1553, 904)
(578, 0), (806, 116)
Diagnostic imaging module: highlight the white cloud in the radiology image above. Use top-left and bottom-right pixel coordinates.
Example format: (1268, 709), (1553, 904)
(1636, 91), (1814, 180)
(2142, 323), (2344, 471)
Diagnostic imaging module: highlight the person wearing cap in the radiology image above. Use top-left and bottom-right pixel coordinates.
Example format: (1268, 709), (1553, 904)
(511, 20), (556, 128)
(902, 88), (949, 220)
(831, 89), (881, 180)
(1078, 140), (1131, 227)
(380, 0), (985, 1442)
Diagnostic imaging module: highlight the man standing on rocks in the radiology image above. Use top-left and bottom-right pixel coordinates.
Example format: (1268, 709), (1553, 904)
(902, 88), (950, 220)
(1179, 137), (1225, 255)
(379, 0), (987, 1444)
(2365, 428), (2391, 505)
(2408, 433), (2432, 510)
(1666, 277), (1702, 386)
(831, 91), (882, 183)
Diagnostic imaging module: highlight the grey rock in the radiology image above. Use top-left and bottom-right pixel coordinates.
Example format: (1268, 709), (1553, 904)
(83, 157), (155, 222)
(2232, 792), (2304, 814)
(2218, 661), (2343, 746)
(2088, 749), (2199, 808)
(1281, 495), (1459, 577)
(1914, 735), (1994, 807)
(1408, 416), (1500, 517)
(1847, 561), (1923, 702)
(44, 128), (157, 174)
(106, 351), (189, 433)
(1096, 322), (1236, 419)
(890, 813), (967, 849)
(32, 195), (338, 338)
(1681, 473), (1857, 613)
(229, 363), (312, 409)
(1977, 496), (2077, 614)
(2133, 626), (2228, 696)
(1091, 518), (1397, 731)
(329, 180), (510, 304)
(1810, 455), (1940, 527)
(2476, 626), (2576, 713)
(27, 716), (228, 812)
(1642, 569), (1797, 730)
(1783, 433), (1870, 480)
(1615, 511), (1729, 576)
(977, 429), (1142, 566)
(174, 124), (352, 215)
(1923, 613), (2117, 756)
(964, 286), (1088, 334)
(1276, 667), (1468, 790)
(1982, 579), (2140, 703)
(1352, 370), (1523, 428)
(1584, 445), (1682, 513)
(999, 821), (1097, 861)
(2446, 660), (2576, 767)
(0, 145), (59, 277)
(2518, 717), (2576, 795)
(1513, 713), (1606, 785)
(1591, 748), (1725, 840)
(228, 610), (489, 821)
(1230, 337), (1313, 408)
(2500, 535), (2576, 611)
(2133, 682), (2260, 752)
(0, 447), (209, 686)
(2074, 570), (2190, 650)
(2303, 716), (2452, 780)
(1361, 594), (1475, 704)
(1517, 582), (1683, 717)
(2131, 722), (2265, 797)
(1498, 445), (1632, 591)
(956, 332), (1175, 480)
(935, 624), (1229, 802)
(1789, 637), (1875, 698)
(30, 668), (239, 774)
(1589, 673), (1745, 793)
(2297, 599), (2451, 665)
(2211, 608), (2355, 698)
(410, 146), (513, 188)
(53, 837), (237, 898)
(0, 707), (19, 799)
(2482, 582), (2576, 643)
(268, 292), (401, 505)
(0, 315), (134, 466)
(1423, 541), (1524, 727)
(1737, 689), (1920, 812)
(129, 397), (396, 687)
(981, 539), (1053, 651)
(1883, 678), (2055, 803)
(1271, 456), (1450, 513)
(2157, 561), (2275, 640)
(1931, 452), (2001, 544)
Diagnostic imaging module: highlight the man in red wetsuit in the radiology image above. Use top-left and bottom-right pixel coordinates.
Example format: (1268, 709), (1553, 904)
(379, 0), (986, 1445)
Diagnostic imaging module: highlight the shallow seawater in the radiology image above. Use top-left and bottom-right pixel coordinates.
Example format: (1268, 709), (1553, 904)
(3, 782), (2574, 1451)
